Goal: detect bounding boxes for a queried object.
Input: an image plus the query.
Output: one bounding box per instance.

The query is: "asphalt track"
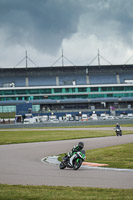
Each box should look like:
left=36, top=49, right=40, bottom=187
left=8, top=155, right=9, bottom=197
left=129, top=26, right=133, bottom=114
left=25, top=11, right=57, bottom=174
left=0, top=132, right=133, bottom=189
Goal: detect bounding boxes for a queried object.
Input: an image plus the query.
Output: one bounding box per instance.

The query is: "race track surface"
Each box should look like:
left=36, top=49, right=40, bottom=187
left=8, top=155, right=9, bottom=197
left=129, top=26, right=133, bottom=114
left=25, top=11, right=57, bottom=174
left=0, top=134, right=133, bottom=189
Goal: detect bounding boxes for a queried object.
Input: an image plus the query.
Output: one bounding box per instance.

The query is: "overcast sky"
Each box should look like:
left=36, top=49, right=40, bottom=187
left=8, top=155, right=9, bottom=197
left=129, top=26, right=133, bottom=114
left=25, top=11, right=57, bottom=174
left=0, top=0, right=133, bottom=67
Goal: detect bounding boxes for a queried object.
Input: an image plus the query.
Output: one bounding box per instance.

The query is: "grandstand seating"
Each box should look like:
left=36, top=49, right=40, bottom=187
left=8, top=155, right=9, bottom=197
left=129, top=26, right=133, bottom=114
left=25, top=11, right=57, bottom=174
left=1, top=65, right=133, bottom=115
left=119, top=72, right=133, bottom=83
left=29, top=76, right=56, bottom=86
left=89, top=73, right=117, bottom=84
left=59, top=74, right=86, bottom=85
left=0, top=67, right=133, bottom=87
left=0, top=75, right=56, bottom=87
left=0, top=76, right=25, bottom=87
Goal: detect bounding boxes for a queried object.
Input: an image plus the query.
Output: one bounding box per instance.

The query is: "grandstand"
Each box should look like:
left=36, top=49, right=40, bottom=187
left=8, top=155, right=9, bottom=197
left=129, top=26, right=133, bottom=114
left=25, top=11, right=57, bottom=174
left=0, top=63, right=133, bottom=118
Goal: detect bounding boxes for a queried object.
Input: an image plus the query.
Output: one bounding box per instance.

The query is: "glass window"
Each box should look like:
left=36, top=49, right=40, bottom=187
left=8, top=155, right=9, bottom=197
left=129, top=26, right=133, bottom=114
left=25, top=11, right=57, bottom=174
left=50, top=96, right=61, bottom=100
left=113, top=87, right=124, bottom=91
left=3, top=90, right=15, bottom=95
left=54, top=88, right=62, bottom=93
left=90, top=87, right=98, bottom=92
left=125, top=86, right=133, bottom=91
left=89, top=94, right=105, bottom=98
left=16, top=90, right=27, bottom=94
left=107, top=94, right=113, bottom=97
left=78, top=88, right=87, bottom=92
left=65, top=88, right=76, bottom=93
left=32, top=105, right=40, bottom=112
left=0, top=105, right=16, bottom=112
left=29, top=89, right=39, bottom=94
left=33, top=96, right=44, bottom=100
left=72, top=88, right=76, bottom=92
left=65, top=88, right=70, bottom=93
left=101, top=87, right=112, bottom=92
left=39, top=89, right=51, bottom=94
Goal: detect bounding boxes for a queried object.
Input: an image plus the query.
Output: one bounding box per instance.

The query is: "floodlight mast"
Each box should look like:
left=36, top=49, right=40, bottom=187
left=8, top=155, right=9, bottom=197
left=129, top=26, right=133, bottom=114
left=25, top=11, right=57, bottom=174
left=14, top=50, right=39, bottom=68
left=62, top=49, right=64, bottom=67
left=98, top=49, right=100, bottom=66
left=26, top=50, right=28, bottom=69
left=88, top=50, right=112, bottom=66
left=51, top=49, right=76, bottom=67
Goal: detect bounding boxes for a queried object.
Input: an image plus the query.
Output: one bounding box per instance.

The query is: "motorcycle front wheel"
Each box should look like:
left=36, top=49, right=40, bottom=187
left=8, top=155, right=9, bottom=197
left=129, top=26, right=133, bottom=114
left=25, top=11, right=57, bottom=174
left=59, top=161, right=66, bottom=169
left=73, top=159, right=82, bottom=170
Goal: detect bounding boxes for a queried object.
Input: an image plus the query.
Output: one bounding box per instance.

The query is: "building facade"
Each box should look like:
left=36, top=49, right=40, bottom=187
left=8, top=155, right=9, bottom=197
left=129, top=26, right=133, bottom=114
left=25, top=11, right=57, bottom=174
left=0, top=64, right=133, bottom=115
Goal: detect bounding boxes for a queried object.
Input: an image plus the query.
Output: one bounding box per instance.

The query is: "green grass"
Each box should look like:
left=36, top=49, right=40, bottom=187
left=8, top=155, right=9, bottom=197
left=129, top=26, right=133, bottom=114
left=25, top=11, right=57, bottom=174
left=58, top=143, right=133, bottom=169
left=0, top=129, right=132, bottom=145
left=0, top=128, right=133, bottom=199
left=0, top=184, right=133, bottom=200
left=85, top=143, right=133, bottom=169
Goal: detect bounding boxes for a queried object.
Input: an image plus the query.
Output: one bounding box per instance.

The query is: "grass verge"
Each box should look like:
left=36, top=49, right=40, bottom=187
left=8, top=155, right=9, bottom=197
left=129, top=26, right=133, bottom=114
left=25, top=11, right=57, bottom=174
left=58, top=143, right=133, bottom=169
left=0, top=130, right=132, bottom=145
left=0, top=184, right=133, bottom=200
left=0, top=128, right=133, bottom=198
left=85, top=143, right=133, bottom=169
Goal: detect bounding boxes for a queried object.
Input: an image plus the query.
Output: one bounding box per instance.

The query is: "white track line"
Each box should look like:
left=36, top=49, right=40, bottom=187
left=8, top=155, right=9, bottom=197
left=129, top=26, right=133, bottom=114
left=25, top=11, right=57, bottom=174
left=41, top=156, right=133, bottom=172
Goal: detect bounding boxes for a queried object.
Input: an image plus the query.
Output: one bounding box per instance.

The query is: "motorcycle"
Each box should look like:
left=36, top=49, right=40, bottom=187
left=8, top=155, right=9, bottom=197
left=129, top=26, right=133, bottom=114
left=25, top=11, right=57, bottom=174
left=59, top=150, right=86, bottom=170
left=115, top=128, right=122, bottom=136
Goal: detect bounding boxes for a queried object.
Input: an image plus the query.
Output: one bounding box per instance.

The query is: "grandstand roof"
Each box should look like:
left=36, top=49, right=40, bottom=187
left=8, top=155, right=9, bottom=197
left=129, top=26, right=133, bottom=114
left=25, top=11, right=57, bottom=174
left=0, top=64, right=133, bottom=75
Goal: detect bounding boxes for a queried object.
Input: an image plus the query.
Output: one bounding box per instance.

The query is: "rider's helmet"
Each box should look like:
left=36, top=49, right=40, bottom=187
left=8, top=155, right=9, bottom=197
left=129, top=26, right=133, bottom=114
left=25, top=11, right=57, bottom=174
left=78, top=142, right=84, bottom=150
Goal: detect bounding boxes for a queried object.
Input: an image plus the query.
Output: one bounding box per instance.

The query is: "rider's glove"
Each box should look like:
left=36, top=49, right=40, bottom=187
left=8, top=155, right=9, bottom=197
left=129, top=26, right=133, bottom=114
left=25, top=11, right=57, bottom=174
left=67, top=152, right=71, bottom=157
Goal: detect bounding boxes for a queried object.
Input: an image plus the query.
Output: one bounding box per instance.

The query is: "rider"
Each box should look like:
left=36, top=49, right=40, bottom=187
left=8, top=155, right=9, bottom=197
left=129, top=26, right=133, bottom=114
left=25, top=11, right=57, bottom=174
left=115, top=123, right=121, bottom=130
left=115, top=123, right=122, bottom=134
left=67, top=142, right=84, bottom=158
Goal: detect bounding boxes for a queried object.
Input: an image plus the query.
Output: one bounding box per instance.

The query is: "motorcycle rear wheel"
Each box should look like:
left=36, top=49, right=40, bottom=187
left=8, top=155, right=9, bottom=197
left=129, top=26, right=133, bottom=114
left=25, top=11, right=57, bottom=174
left=59, top=162, right=66, bottom=169
left=73, top=159, right=82, bottom=170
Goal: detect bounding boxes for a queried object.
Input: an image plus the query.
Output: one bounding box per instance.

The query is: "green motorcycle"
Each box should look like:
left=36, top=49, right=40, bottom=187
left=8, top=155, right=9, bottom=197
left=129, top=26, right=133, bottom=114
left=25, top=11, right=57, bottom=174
left=59, top=150, right=86, bottom=170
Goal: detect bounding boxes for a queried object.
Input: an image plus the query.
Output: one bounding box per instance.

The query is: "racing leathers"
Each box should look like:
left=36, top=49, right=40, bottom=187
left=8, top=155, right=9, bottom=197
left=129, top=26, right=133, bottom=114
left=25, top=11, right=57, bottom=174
left=67, top=142, right=84, bottom=158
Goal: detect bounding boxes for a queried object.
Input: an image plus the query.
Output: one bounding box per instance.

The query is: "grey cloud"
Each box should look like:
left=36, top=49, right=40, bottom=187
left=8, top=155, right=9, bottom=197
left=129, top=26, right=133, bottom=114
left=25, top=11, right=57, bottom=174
left=1, top=0, right=133, bottom=57
left=0, top=0, right=84, bottom=54
left=82, top=0, right=133, bottom=45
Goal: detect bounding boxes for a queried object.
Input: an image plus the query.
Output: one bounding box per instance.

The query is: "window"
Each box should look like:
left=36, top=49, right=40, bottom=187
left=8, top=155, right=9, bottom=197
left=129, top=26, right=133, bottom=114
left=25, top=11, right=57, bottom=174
left=90, top=87, right=98, bottom=92
left=33, top=96, right=44, bottom=100
left=54, top=88, right=62, bottom=93
left=0, top=105, right=16, bottom=112
left=65, top=88, right=70, bottom=93
left=107, top=94, right=113, bottom=97
left=113, top=87, right=124, bottom=91
left=16, top=90, right=27, bottom=94
left=72, top=88, right=76, bottom=92
left=125, top=86, right=133, bottom=91
left=78, top=88, right=87, bottom=92
left=40, top=89, right=51, bottom=94
left=29, top=89, right=39, bottom=94
left=101, top=87, right=112, bottom=92
left=3, top=90, right=15, bottom=95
